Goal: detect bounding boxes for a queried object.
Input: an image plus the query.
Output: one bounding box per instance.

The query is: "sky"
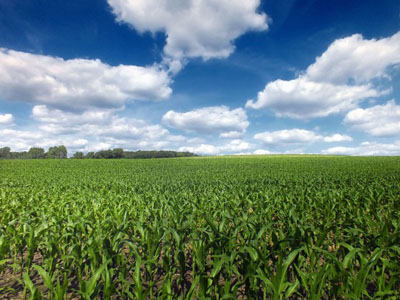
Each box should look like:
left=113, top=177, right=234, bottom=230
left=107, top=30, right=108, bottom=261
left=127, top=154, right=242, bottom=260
left=0, top=0, right=400, bottom=156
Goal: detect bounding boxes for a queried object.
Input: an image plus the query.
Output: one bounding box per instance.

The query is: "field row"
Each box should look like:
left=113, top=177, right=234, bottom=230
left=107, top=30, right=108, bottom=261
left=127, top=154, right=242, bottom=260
left=0, top=156, right=399, bottom=299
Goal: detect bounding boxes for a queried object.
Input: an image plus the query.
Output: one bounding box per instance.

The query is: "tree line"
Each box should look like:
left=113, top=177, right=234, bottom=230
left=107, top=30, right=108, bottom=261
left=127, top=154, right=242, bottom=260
left=0, top=146, right=67, bottom=159
left=73, top=149, right=196, bottom=159
left=0, top=146, right=196, bottom=159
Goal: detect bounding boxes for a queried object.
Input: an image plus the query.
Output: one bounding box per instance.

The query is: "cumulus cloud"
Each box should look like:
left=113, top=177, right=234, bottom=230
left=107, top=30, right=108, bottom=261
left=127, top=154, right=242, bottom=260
left=96, top=118, right=169, bottom=141
left=322, top=141, right=400, bottom=156
left=254, top=128, right=352, bottom=146
left=254, top=129, right=320, bottom=146
left=32, top=105, right=109, bottom=124
left=0, top=129, right=43, bottom=151
left=344, top=100, right=400, bottom=137
left=323, top=134, right=353, bottom=143
left=162, top=106, right=249, bottom=136
left=221, top=139, right=252, bottom=152
left=179, top=139, right=252, bottom=155
left=0, top=104, right=192, bottom=153
left=179, top=144, right=220, bottom=155
left=306, top=32, right=400, bottom=84
left=253, top=149, right=272, bottom=155
left=107, top=0, right=268, bottom=61
left=246, top=32, right=400, bottom=119
left=0, top=113, right=14, bottom=125
left=0, top=48, right=172, bottom=111
left=72, top=139, right=89, bottom=147
left=219, top=131, right=245, bottom=139
left=3, top=104, right=254, bottom=156
left=0, top=128, right=87, bottom=152
left=246, top=77, right=379, bottom=119
left=32, top=104, right=171, bottom=142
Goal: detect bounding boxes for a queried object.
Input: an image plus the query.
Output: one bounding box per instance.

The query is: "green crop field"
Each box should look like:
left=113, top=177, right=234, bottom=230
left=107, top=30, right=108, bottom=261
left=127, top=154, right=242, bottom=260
left=0, top=156, right=399, bottom=299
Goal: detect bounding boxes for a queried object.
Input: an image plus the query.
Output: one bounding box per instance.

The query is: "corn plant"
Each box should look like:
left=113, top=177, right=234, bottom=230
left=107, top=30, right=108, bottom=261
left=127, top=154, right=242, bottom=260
left=0, top=156, right=399, bottom=299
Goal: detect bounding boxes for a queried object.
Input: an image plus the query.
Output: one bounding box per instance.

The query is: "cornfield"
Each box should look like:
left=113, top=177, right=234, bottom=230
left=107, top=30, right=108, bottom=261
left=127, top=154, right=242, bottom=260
left=0, top=156, right=399, bottom=299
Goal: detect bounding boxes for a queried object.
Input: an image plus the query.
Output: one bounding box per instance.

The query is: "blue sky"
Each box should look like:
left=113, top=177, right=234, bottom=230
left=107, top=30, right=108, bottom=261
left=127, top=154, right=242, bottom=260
left=0, top=0, right=400, bottom=155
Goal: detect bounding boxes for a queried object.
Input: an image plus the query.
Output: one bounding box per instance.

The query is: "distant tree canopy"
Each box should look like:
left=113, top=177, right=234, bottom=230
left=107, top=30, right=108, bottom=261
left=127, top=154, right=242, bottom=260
left=85, top=152, right=95, bottom=159
left=0, top=146, right=196, bottom=159
left=0, top=147, right=11, bottom=159
left=93, top=148, right=124, bottom=159
left=0, top=146, right=67, bottom=159
left=46, top=146, right=68, bottom=159
left=86, top=149, right=196, bottom=159
left=28, top=147, right=45, bottom=159
left=123, top=150, right=196, bottom=159
left=73, top=151, right=84, bottom=159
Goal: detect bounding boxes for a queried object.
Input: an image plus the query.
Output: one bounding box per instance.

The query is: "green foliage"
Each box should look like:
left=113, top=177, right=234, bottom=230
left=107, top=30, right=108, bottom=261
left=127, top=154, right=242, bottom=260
left=123, top=150, right=196, bottom=159
left=0, top=145, right=196, bottom=160
left=85, top=151, right=95, bottom=159
left=28, top=147, right=45, bottom=159
left=0, top=156, right=399, bottom=299
left=86, top=149, right=196, bottom=159
left=46, top=145, right=67, bottom=159
left=0, top=146, right=11, bottom=159
left=73, top=151, right=84, bottom=159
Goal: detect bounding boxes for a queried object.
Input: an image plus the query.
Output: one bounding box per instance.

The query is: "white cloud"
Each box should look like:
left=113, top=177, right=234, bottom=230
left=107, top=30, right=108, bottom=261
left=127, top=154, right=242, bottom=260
left=0, top=113, right=14, bottom=125
left=221, top=139, right=252, bottom=152
left=32, top=104, right=171, bottom=142
left=107, top=0, right=268, bottom=61
left=0, top=128, right=43, bottom=151
left=162, top=106, right=249, bottom=136
left=179, top=144, right=220, bottom=155
left=0, top=128, right=89, bottom=152
left=4, top=105, right=255, bottom=155
left=246, top=32, right=400, bottom=119
left=0, top=48, right=172, bottom=111
left=219, top=131, right=245, bottom=139
left=179, top=139, right=252, bottom=155
left=32, top=105, right=113, bottom=124
left=323, top=134, right=353, bottom=143
left=254, top=129, right=320, bottom=146
left=90, top=142, right=113, bottom=152
left=96, top=118, right=169, bottom=141
left=322, top=141, right=400, bottom=156
left=306, top=32, right=400, bottom=85
left=254, top=128, right=352, bottom=146
left=283, top=148, right=307, bottom=154
left=253, top=149, right=272, bottom=155
left=344, top=100, right=400, bottom=137
left=246, top=77, right=379, bottom=119
left=0, top=104, right=192, bottom=153
left=72, top=139, right=88, bottom=147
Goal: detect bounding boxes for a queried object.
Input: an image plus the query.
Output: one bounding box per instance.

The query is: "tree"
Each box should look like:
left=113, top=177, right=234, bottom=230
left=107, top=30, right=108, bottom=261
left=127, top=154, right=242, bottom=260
left=46, top=145, right=68, bottom=159
left=85, top=152, right=95, bottom=159
left=94, top=150, right=110, bottom=159
left=0, top=147, right=11, bottom=159
left=73, top=151, right=84, bottom=159
left=57, top=145, right=68, bottom=159
left=112, top=148, right=124, bottom=158
left=28, top=147, right=45, bottom=159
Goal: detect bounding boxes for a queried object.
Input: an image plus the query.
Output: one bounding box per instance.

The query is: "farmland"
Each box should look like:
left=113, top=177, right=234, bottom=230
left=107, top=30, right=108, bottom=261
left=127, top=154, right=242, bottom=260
left=0, top=156, right=399, bottom=299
